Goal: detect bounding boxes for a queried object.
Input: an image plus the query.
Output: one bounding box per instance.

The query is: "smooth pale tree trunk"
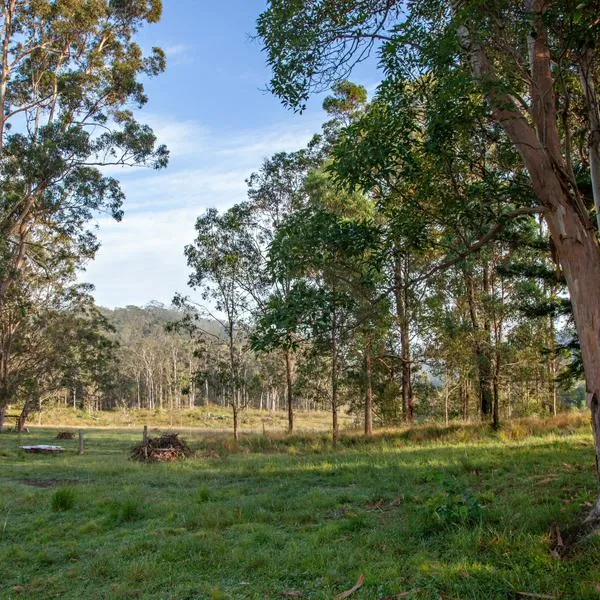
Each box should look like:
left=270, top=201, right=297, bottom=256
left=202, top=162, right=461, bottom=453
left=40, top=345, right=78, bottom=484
left=457, top=1, right=600, bottom=508
left=284, top=350, right=294, bottom=434
left=364, top=338, right=373, bottom=436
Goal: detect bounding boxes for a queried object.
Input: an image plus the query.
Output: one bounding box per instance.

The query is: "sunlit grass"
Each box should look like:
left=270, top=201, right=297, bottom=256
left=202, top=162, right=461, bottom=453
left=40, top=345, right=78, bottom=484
left=0, top=415, right=599, bottom=598
left=30, top=405, right=354, bottom=433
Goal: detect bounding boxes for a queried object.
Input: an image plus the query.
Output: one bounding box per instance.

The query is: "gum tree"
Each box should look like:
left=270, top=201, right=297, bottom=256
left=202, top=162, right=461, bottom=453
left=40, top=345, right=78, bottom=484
left=0, top=0, right=168, bottom=419
left=258, top=1, right=600, bottom=510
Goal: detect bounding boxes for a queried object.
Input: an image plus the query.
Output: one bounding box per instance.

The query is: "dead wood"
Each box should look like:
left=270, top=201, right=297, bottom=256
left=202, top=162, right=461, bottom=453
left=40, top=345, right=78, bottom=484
left=131, top=433, right=193, bottom=462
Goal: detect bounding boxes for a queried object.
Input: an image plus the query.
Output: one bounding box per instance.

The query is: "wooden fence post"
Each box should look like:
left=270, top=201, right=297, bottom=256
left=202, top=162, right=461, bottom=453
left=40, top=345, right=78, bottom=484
left=143, top=425, right=148, bottom=444
left=78, top=430, right=84, bottom=454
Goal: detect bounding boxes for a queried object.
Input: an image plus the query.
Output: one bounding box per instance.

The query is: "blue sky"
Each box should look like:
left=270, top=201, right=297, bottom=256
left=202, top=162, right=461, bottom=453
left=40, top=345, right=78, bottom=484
left=83, top=1, right=379, bottom=308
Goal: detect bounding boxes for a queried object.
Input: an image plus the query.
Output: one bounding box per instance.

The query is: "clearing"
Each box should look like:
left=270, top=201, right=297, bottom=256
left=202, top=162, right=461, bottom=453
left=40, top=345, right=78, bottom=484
left=1, top=417, right=600, bottom=599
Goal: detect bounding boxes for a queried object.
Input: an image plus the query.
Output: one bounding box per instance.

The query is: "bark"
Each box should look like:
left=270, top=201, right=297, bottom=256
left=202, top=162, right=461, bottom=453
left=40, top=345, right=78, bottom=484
left=492, top=368, right=500, bottom=430
left=0, top=404, right=5, bottom=432
left=548, top=311, right=558, bottom=416
left=331, top=308, right=339, bottom=444
left=464, top=268, right=494, bottom=418
left=232, top=402, right=238, bottom=441
left=284, top=349, right=294, bottom=434
left=17, top=405, right=28, bottom=433
left=364, top=338, right=373, bottom=436
left=461, top=378, right=469, bottom=421
left=393, top=251, right=414, bottom=422
left=457, top=1, right=600, bottom=480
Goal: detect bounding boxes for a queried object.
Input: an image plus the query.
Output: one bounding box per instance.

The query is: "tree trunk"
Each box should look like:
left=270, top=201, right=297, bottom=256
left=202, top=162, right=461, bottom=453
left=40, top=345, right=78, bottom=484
left=547, top=311, right=558, bottom=416
left=464, top=268, right=494, bottom=418
left=364, top=338, right=373, bottom=436
left=394, top=251, right=414, bottom=422
left=331, top=309, right=339, bottom=444
left=0, top=404, right=5, bottom=432
left=17, top=404, right=29, bottom=433
left=492, top=369, right=500, bottom=430
left=284, top=349, right=294, bottom=434
left=232, top=402, right=238, bottom=441
left=461, top=377, right=469, bottom=421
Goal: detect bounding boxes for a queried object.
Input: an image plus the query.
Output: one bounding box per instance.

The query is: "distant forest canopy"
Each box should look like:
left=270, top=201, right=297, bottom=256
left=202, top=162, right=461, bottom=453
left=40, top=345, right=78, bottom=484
left=103, top=298, right=585, bottom=421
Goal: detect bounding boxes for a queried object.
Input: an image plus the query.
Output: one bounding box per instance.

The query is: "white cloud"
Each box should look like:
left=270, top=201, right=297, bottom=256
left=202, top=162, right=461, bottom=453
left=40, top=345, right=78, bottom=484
left=164, top=44, right=187, bottom=58
left=82, top=115, right=322, bottom=308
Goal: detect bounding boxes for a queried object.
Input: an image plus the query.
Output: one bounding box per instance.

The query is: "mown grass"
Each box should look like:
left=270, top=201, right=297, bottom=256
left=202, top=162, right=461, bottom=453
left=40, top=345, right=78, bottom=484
left=1, top=415, right=600, bottom=599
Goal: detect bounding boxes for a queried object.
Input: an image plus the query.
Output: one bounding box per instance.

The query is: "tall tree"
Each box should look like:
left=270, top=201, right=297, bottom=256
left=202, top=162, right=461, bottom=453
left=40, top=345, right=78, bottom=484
left=183, top=205, right=262, bottom=440
left=0, top=0, right=167, bottom=414
left=258, top=2, right=600, bottom=497
left=246, top=149, right=318, bottom=433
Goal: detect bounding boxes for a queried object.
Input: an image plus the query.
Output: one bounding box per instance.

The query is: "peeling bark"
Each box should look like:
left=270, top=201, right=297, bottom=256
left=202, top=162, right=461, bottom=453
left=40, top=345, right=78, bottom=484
left=455, top=0, right=600, bottom=478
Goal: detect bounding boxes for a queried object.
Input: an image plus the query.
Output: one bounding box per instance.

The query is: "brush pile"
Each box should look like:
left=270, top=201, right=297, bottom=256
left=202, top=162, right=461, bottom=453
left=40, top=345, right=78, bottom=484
left=56, top=431, right=75, bottom=440
left=131, top=433, right=193, bottom=462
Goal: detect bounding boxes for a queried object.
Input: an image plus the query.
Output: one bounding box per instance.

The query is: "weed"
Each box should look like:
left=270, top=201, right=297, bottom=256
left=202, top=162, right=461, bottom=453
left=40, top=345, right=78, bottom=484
left=108, top=499, right=144, bottom=524
left=50, top=487, right=75, bottom=512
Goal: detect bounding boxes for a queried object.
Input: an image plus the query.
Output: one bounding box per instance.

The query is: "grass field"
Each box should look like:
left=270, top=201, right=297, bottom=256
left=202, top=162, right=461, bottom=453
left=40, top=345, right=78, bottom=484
left=29, top=405, right=354, bottom=433
left=1, top=415, right=600, bottom=599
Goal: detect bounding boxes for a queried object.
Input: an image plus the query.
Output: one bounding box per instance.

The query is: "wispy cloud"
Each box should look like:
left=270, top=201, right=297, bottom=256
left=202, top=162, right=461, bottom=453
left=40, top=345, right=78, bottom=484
left=83, top=115, right=322, bottom=308
left=164, top=44, right=187, bottom=57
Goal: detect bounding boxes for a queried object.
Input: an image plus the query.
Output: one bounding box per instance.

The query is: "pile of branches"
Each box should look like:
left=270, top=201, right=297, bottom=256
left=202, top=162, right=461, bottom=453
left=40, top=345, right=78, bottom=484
left=131, top=433, right=193, bottom=462
left=56, top=431, right=75, bottom=440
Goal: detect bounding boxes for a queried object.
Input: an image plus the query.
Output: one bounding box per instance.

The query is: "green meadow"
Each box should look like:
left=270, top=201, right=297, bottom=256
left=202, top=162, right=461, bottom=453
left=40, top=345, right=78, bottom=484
left=1, top=416, right=600, bottom=600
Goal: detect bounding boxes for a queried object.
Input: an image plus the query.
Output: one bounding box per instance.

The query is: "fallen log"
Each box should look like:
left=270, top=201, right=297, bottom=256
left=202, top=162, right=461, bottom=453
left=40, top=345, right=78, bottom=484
left=21, top=445, right=64, bottom=454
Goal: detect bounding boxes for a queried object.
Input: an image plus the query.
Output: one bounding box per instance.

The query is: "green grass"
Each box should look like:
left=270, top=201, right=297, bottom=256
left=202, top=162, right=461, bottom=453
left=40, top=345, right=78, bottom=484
left=1, top=417, right=600, bottom=599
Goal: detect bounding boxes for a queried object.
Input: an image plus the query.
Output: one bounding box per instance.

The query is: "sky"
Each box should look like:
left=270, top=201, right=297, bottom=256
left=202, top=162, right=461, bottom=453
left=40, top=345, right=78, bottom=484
left=82, top=1, right=379, bottom=309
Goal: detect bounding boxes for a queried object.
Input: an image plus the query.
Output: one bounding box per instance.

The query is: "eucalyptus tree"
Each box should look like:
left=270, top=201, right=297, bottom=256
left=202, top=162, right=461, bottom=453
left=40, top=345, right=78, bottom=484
left=246, top=149, right=319, bottom=433
left=257, top=0, right=600, bottom=491
left=0, top=264, right=116, bottom=431
left=183, top=205, right=263, bottom=440
left=13, top=290, right=117, bottom=431
left=0, top=0, right=167, bottom=304
left=261, top=166, right=387, bottom=437
left=0, top=0, right=167, bottom=416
